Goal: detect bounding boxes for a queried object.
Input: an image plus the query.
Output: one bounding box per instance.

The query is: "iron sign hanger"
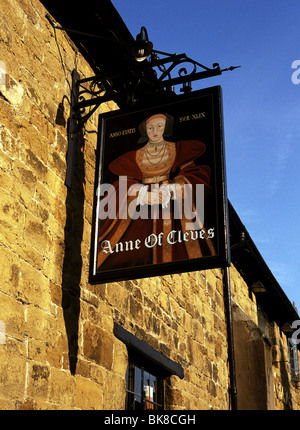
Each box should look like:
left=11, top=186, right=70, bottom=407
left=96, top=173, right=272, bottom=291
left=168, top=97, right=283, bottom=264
left=46, top=15, right=240, bottom=187
left=70, top=51, right=240, bottom=124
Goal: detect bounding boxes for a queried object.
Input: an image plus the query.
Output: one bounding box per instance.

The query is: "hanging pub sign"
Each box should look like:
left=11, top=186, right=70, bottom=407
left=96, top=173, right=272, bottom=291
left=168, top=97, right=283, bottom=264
left=89, top=85, right=230, bottom=283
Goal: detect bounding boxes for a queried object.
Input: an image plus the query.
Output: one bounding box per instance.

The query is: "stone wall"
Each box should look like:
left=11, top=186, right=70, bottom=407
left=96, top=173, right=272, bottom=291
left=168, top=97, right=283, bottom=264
left=0, top=0, right=120, bottom=409
left=229, top=266, right=300, bottom=410
left=0, top=0, right=232, bottom=410
left=0, top=0, right=299, bottom=411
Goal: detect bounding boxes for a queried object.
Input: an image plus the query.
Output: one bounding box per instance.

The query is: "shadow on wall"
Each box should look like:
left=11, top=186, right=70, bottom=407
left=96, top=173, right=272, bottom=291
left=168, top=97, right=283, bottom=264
left=61, top=109, right=85, bottom=375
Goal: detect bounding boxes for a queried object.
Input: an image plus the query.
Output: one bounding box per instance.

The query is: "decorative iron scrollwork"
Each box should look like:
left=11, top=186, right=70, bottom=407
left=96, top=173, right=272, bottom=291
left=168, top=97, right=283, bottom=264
left=46, top=14, right=240, bottom=124
left=47, top=10, right=241, bottom=187
left=149, top=50, right=239, bottom=92
left=73, top=74, right=117, bottom=125
left=46, top=14, right=240, bottom=126
left=71, top=50, right=240, bottom=121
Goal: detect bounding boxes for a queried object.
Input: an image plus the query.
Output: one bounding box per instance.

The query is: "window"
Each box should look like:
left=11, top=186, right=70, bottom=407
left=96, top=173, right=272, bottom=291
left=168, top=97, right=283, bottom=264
left=126, top=359, right=164, bottom=410
left=114, top=323, right=184, bottom=411
left=288, top=338, right=300, bottom=382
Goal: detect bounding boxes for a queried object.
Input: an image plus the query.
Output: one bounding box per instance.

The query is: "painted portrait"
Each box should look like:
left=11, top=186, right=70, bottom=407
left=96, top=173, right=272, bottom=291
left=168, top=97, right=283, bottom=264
left=90, top=86, right=229, bottom=283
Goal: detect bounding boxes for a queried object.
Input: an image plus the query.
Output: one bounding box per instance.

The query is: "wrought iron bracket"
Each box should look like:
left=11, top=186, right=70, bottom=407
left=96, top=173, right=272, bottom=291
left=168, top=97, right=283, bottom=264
left=70, top=50, right=240, bottom=126
left=149, top=50, right=239, bottom=92
left=47, top=13, right=241, bottom=186
left=66, top=53, right=239, bottom=187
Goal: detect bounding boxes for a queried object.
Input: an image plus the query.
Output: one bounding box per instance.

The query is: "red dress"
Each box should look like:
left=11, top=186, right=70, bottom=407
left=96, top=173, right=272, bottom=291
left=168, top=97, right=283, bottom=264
left=97, top=140, right=216, bottom=271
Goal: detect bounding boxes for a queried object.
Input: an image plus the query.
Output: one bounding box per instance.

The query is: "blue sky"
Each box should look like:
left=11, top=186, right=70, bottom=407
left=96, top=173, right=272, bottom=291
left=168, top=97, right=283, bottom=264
left=112, top=0, right=300, bottom=311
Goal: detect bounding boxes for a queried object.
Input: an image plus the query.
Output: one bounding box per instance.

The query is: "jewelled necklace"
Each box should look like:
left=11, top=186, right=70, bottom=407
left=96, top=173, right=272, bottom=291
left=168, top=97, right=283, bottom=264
left=146, top=140, right=165, bottom=155
left=145, top=141, right=167, bottom=165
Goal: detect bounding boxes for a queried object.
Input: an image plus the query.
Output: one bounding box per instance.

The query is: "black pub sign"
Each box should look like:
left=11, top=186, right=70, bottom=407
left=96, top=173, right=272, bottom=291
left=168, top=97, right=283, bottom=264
left=89, top=86, right=230, bottom=283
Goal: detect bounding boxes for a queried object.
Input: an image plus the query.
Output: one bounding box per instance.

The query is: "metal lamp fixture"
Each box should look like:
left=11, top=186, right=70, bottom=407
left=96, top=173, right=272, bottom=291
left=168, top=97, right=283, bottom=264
left=134, top=26, right=153, bottom=62
left=250, top=281, right=267, bottom=293
left=46, top=14, right=152, bottom=63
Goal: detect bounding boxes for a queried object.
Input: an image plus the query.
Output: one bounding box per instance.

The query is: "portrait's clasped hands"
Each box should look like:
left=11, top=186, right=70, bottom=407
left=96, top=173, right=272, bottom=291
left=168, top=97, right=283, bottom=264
left=133, top=183, right=179, bottom=208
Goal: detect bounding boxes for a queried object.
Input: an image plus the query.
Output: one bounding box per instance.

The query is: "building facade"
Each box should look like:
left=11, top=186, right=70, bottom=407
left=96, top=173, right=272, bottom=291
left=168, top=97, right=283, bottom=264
left=0, top=0, right=299, bottom=410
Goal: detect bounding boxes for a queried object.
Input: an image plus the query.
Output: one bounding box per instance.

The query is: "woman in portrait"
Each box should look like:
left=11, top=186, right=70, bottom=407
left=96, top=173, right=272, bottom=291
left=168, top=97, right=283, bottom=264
left=97, top=113, right=216, bottom=271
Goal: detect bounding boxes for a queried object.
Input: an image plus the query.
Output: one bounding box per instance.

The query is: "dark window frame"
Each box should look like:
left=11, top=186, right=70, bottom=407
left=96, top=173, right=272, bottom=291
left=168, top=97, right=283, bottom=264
left=125, top=356, right=164, bottom=410
left=114, top=323, right=184, bottom=410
